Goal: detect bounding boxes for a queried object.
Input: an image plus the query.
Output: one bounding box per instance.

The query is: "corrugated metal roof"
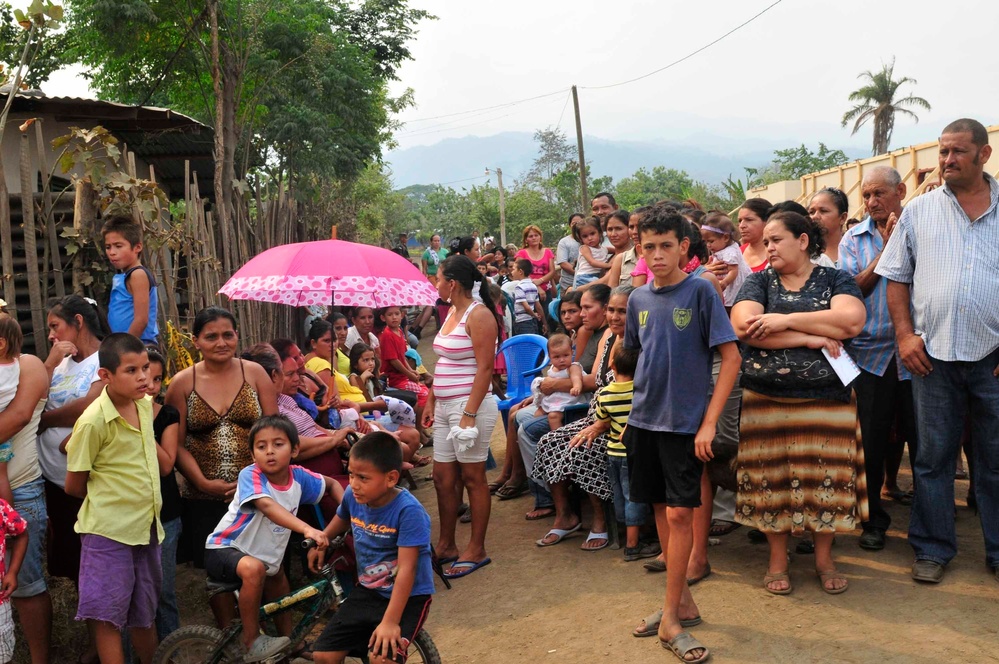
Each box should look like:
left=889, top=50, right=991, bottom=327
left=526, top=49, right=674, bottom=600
left=9, top=91, right=214, bottom=198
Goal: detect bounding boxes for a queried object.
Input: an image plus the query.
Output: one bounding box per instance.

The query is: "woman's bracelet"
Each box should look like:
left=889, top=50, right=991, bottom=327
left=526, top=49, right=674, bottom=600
left=461, top=410, right=476, bottom=418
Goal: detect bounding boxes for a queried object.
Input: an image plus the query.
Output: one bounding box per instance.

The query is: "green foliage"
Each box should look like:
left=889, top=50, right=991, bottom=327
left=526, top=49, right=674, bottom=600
left=0, top=1, right=69, bottom=87
left=613, top=166, right=694, bottom=209
left=750, top=143, right=849, bottom=186
left=842, top=58, right=931, bottom=156
left=63, top=0, right=431, bottom=188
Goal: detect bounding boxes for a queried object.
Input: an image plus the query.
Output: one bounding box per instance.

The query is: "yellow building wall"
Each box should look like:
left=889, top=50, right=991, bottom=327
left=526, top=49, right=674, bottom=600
left=747, top=124, right=999, bottom=219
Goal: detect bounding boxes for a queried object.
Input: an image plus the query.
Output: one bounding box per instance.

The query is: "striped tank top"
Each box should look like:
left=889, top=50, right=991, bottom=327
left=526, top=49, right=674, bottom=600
left=432, top=302, right=492, bottom=401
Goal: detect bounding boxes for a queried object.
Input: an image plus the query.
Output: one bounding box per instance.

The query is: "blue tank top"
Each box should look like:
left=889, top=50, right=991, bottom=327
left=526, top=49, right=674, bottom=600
left=108, top=266, right=159, bottom=343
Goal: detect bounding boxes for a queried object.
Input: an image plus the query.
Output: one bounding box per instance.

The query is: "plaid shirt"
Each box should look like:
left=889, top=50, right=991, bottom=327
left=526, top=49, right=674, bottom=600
left=876, top=174, right=999, bottom=362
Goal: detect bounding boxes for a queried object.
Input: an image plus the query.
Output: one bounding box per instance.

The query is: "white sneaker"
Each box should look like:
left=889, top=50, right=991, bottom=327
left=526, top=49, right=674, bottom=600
left=244, top=634, right=291, bottom=662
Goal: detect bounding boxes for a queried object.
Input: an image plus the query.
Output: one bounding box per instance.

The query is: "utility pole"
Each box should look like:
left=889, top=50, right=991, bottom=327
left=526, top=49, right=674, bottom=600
left=486, top=167, right=507, bottom=247
left=571, top=85, right=588, bottom=212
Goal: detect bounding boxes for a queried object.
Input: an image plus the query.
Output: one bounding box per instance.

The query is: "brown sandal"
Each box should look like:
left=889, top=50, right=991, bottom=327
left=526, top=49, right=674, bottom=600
left=764, top=570, right=793, bottom=595
left=817, top=569, right=849, bottom=594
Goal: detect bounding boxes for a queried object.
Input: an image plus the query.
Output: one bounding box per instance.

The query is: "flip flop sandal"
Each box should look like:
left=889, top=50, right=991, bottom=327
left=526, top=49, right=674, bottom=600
left=536, top=523, right=582, bottom=547
left=764, top=571, right=793, bottom=595
left=709, top=519, right=742, bottom=537
left=443, top=558, right=492, bottom=579
left=632, top=610, right=702, bottom=638
left=581, top=531, right=609, bottom=552
left=687, top=564, right=712, bottom=586
left=817, top=570, right=849, bottom=594
left=660, top=631, right=710, bottom=664
left=525, top=508, right=556, bottom=521
left=411, top=454, right=432, bottom=467
left=496, top=483, right=530, bottom=501
left=487, top=481, right=505, bottom=494
left=643, top=558, right=667, bottom=573
left=459, top=510, right=472, bottom=524
left=456, top=503, right=469, bottom=517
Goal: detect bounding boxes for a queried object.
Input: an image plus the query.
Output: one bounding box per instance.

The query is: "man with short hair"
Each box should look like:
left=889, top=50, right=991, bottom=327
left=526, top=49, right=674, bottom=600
left=877, top=118, right=999, bottom=585
left=839, top=165, right=918, bottom=552
left=591, top=192, right=618, bottom=224
left=391, top=232, right=410, bottom=260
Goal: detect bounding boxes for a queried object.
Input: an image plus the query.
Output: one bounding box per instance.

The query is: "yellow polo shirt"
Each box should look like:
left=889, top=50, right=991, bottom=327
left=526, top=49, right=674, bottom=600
left=66, top=388, right=164, bottom=545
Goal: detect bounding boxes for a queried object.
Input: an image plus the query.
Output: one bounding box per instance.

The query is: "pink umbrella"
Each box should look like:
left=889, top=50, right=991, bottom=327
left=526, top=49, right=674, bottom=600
left=218, top=239, right=439, bottom=308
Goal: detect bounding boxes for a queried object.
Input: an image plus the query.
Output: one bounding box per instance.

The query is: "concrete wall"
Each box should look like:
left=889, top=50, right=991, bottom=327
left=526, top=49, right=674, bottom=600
left=1, top=112, right=169, bottom=197
left=745, top=124, right=999, bottom=219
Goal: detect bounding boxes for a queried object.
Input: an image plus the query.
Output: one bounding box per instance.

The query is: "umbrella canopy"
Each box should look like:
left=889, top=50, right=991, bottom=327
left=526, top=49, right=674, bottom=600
left=218, top=239, right=439, bottom=308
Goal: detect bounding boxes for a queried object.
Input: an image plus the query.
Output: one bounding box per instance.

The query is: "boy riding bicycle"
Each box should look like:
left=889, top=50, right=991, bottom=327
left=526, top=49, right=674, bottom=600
left=204, top=415, right=342, bottom=662
left=308, top=431, right=435, bottom=664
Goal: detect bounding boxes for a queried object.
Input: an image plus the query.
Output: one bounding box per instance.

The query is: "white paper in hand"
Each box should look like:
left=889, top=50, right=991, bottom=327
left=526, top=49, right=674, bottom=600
left=822, top=347, right=861, bottom=386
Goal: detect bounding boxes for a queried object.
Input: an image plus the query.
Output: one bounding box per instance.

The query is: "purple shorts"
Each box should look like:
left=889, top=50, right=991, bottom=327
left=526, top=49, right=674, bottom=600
left=76, top=526, right=162, bottom=630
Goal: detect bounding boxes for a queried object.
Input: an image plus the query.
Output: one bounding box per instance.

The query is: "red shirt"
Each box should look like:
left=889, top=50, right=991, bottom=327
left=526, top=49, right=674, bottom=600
left=378, top=327, right=411, bottom=389
left=740, top=243, right=769, bottom=273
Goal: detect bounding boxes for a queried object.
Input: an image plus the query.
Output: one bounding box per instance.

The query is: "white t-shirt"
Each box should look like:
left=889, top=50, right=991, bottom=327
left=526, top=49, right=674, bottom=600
left=206, top=464, right=325, bottom=574
left=345, top=327, right=379, bottom=351
left=38, top=353, right=100, bottom=488
left=0, top=360, right=46, bottom=489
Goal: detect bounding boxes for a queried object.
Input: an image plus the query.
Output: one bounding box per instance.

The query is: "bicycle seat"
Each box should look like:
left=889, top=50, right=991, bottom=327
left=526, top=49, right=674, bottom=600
left=206, top=577, right=242, bottom=595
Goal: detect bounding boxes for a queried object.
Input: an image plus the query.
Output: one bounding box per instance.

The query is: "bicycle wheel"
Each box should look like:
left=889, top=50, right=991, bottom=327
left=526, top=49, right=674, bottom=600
left=153, top=625, right=242, bottom=664
left=408, top=629, right=442, bottom=664
left=344, top=629, right=442, bottom=664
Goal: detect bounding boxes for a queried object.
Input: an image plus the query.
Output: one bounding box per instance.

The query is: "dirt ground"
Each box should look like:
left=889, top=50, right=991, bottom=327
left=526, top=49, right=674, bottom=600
left=20, top=330, right=999, bottom=663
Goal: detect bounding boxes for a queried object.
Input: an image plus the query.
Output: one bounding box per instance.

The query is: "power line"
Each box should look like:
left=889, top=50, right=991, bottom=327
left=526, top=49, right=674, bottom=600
left=399, top=88, right=570, bottom=125
left=399, top=93, right=567, bottom=135
left=436, top=175, right=489, bottom=187
left=554, top=89, right=572, bottom=132
left=580, top=0, right=785, bottom=91
left=400, top=95, right=567, bottom=138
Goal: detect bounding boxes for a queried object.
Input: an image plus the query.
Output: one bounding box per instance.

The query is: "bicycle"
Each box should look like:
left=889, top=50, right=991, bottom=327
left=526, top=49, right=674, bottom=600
left=153, top=537, right=442, bottom=664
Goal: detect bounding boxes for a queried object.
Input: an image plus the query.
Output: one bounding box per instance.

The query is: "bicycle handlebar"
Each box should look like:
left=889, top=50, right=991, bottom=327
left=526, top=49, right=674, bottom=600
left=302, top=535, right=346, bottom=550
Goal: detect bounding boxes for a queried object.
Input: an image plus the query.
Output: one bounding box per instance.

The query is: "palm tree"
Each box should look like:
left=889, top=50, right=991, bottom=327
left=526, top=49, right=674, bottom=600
left=842, top=59, right=931, bottom=156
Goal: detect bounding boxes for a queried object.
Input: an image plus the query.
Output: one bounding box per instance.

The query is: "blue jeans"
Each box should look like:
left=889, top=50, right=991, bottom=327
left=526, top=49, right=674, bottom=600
left=156, top=517, right=183, bottom=639
left=513, top=319, right=539, bottom=336
left=606, top=454, right=648, bottom=526
left=10, top=477, right=47, bottom=597
left=516, top=408, right=553, bottom=510
left=910, top=349, right=999, bottom=567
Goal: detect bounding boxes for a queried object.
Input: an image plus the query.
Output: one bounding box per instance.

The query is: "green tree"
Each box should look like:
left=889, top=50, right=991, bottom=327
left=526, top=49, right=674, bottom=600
left=842, top=58, right=931, bottom=156
left=0, top=1, right=68, bottom=87
left=753, top=143, right=849, bottom=185
left=613, top=166, right=694, bottom=209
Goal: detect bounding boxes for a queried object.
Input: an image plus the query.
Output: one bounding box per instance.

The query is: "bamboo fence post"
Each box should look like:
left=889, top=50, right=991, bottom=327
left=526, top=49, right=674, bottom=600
left=0, top=172, right=14, bottom=309
left=72, top=180, right=96, bottom=294
left=19, top=130, right=47, bottom=355
left=35, top=120, right=63, bottom=298
left=147, top=164, right=180, bottom=324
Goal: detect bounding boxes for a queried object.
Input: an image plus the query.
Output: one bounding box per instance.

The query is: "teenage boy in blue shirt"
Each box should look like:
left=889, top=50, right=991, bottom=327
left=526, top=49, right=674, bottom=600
left=622, top=205, right=740, bottom=664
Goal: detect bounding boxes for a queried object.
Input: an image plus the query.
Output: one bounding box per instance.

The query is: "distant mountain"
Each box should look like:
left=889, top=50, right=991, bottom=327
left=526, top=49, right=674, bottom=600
left=385, top=132, right=804, bottom=190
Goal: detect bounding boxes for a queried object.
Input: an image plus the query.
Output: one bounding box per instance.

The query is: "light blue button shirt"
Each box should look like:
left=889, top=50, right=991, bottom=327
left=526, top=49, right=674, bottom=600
left=839, top=217, right=910, bottom=379
left=875, top=174, right=999, bottom=362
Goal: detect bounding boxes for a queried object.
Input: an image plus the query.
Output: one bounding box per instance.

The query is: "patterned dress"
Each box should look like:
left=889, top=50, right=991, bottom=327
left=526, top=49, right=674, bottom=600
left=531, top=333, right=615, bottom=501
left=733, top=267, right=869, bottom=535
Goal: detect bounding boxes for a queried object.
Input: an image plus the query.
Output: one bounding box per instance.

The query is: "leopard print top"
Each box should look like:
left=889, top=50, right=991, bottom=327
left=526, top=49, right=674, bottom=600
left=183, top=360, right=261, bottom=501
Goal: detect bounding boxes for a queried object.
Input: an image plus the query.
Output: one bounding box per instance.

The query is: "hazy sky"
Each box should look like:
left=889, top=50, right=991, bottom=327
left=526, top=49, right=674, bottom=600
left=42, top=0, right=999, bottom=156
left=386, top=0, right=999, bottom=153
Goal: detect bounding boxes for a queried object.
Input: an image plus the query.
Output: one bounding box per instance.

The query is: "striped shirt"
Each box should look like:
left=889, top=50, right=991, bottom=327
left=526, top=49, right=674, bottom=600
left=205, top=464, right=324, bottom=574
left=432, top=302, right=492, bottom=401
left=876, top=174, right=999, bottom=362
left=594, top=380, right=634, bottom=458
left=513, top=279, right=539, bottom=323
left=838, top=217, right=910, bottom=380
left=277, top=393, right=326, bottom=438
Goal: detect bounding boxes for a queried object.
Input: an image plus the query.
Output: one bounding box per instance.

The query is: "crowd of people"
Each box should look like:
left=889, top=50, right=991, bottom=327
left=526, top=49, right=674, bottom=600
left=0, top=117, right=995, bottom=664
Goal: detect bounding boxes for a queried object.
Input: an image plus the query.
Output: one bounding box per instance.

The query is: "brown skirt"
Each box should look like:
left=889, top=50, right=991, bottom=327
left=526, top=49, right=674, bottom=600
left=734, top=389, right=869, bottom=536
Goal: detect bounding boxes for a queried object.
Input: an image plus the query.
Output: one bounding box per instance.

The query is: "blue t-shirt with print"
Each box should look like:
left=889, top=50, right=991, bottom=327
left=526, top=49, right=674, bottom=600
left=624, top=275, right=737, bottom=434
left=337, top=486, right=435, bottom=599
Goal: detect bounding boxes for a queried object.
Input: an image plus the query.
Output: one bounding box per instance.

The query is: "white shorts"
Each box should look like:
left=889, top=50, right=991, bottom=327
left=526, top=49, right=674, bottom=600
left=432, top=397, right=499, bottom=464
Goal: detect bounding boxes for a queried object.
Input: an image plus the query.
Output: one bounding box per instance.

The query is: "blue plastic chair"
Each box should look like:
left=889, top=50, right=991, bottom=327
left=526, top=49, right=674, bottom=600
left=495, top=334, right=549, bottom=428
